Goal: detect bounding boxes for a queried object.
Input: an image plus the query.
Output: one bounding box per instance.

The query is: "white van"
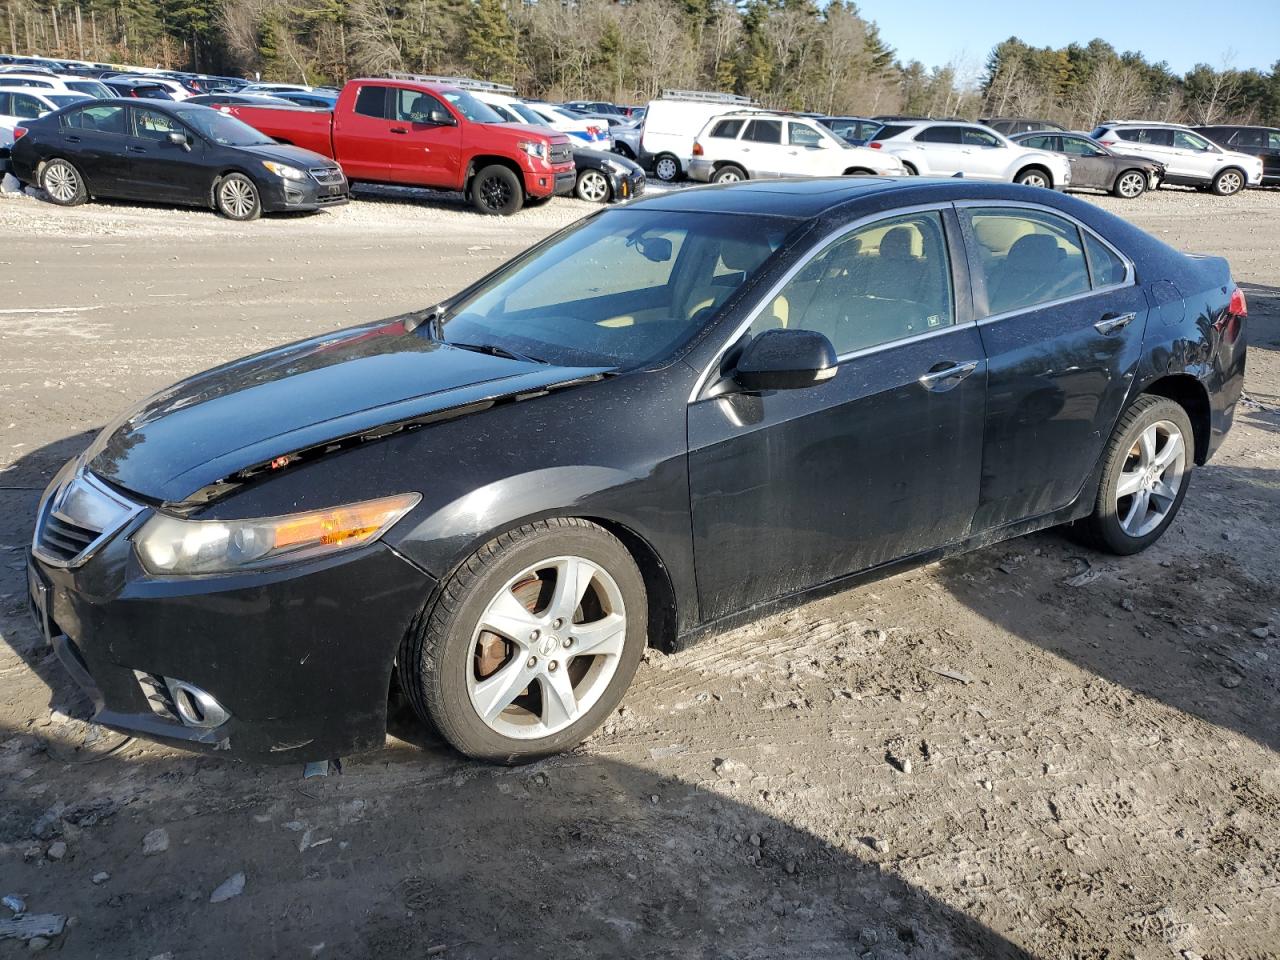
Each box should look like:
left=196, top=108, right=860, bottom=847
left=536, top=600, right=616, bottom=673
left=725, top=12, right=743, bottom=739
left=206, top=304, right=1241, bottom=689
left=639, top=90, right=758, bottom=182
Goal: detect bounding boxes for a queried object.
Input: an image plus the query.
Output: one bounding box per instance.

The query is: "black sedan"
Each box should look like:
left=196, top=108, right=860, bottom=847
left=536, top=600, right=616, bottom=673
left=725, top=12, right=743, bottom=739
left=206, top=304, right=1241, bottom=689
left=10, top=99, right=348, bottom=219
left=1012, top=131, right=1165, bottom=198
left=572, top=146, right=645, bottom=202
left=28, top=178, right=1246, bottom=764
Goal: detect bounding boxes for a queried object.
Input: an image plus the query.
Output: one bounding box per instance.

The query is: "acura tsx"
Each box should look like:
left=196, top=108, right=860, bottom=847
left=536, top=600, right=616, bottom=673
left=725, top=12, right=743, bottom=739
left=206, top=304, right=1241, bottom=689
left=28, top=178, right=1247, bottom=763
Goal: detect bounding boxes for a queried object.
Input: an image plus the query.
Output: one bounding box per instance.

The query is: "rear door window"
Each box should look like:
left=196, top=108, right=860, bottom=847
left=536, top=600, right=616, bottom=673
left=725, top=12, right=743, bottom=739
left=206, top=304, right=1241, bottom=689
left=1228, top=128, right=1263, bottom=148
left=63, top=104, right=128, bottom=134
left=1020, top=134, right=1056, bottom=150
left=11, top=93, right=47, bottom=119
left=914, top=125, right=962, bottom=144
left=353, top=85, right=389, bottom=120
left=964, top=208, right=1092, bottom=316
left=1136, top=128, right=1174, bottom=146
left=742, top=119, right=782, bottom=144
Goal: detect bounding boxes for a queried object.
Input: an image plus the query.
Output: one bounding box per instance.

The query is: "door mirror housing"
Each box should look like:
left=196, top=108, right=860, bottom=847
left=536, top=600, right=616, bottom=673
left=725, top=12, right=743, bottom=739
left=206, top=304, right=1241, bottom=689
left=733, top=329, right=838, bottom=392
left=167, top=131, right=191, bottom=151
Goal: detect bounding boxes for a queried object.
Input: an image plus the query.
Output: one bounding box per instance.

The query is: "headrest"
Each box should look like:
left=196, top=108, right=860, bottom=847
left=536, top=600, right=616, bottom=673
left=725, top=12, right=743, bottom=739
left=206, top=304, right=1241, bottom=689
left=719, top=239, right=763, bottom=271
left=1006, top=233, right=1063, bottom=269
left=879, top=226, right=914, bottom=259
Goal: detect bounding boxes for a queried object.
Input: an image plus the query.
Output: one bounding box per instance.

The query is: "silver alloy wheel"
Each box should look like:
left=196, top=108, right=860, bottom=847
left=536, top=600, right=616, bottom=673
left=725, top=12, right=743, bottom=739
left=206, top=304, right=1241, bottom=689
left=1019, top=171, right=1049, bottom=188
left=714, top=168, right=742, bottom=183
left=43, top=161, right=79, bottom=203
left=219, top=177, right=256, bottom=218
left=1116, top=419, right=1186, bottom=538
left=1117, top=171, right=1146, bottom=198
left=578, top=169, right=610, bottom=202
left=466, top=555, right=626, bottom=740
left=1216, top=170, right=1243, bottom=195
left=655, top=157, right=677, bottom=181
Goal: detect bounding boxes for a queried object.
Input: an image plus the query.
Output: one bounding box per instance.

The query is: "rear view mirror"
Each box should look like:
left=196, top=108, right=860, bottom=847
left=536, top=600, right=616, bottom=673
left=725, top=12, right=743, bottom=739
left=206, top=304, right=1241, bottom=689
left=167, top=131, right=191, bottom=151
left=734, top=328, right=838, bottom=392
left=633, top=236, right=672, bottom=263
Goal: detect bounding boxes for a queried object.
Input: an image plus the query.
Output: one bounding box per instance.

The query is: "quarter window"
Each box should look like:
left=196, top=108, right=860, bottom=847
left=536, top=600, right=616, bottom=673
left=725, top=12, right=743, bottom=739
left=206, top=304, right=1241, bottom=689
left=966, top=208, right=1092, bottom=316
left=752, top=211, right=955, bottom=355
left=353, top=85, right=388, bottom=119
left=1083, top=232, right=1127, bottom=288
left=742, top=119, right=782, bottom=144
left=708, top=118, right=744, bottom=139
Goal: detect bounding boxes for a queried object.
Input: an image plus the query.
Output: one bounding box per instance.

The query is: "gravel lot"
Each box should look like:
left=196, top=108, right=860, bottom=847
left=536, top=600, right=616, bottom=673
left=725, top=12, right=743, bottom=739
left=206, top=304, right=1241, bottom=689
left=0, top=184, right=1277, bottom=959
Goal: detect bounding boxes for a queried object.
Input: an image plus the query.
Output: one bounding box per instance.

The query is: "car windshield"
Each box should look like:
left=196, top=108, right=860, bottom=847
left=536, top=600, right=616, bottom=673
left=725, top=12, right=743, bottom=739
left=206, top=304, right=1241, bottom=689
left=510, top=102, right=546, bottom=125
left=437, top=209, right=797, bottom=368
left=441, top=90, right=503, bottom=123
left=48, top=93, right=87, bottom=107
left=174, top=106, right=274, bottom=145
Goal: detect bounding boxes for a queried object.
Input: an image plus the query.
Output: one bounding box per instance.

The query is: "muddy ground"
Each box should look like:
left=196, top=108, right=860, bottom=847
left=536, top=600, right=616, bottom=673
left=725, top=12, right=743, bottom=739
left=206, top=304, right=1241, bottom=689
left=0, top=184, right=1277, bottom=959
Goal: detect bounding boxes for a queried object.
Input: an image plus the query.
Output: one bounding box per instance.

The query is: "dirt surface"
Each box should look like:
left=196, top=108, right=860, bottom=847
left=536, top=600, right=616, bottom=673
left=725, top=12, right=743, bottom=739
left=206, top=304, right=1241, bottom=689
left=0, top=185, right=1277, bottom=959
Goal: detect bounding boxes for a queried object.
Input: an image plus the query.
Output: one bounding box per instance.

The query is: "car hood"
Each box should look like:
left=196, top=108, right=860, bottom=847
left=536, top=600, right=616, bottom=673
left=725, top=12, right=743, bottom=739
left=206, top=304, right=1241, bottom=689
left=235, top=141, right=337, bottom=169
left=86, top=320, right=611, bottom=504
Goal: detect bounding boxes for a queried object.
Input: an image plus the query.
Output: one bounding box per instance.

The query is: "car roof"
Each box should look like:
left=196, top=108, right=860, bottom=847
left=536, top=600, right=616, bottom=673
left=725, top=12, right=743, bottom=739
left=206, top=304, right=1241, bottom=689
left=625, top=177, right=1079, bottom=220
left=1098, top=120, right=1192, bottom=129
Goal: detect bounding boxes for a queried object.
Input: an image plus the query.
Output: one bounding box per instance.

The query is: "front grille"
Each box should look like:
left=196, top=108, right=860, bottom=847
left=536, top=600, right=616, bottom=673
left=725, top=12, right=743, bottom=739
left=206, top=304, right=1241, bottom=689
left=549, top=143, right=572, bottom=165
left=309, top=166, right=344, bottom=186
left=37, top=513, right=99, bottom=563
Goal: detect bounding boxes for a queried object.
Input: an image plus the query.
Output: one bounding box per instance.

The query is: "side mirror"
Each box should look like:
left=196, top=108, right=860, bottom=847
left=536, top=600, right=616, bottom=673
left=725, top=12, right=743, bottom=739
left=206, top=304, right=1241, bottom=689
left=734, top=328, right=838, bottom=392
left=429, top=111, right=457, bottom=126
left=167, top=131, right=191, bottom=151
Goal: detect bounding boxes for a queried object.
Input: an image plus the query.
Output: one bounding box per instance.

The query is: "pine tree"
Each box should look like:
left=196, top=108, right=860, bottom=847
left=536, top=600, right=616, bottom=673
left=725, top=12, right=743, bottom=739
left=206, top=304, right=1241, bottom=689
left=465, top=0, right=519, bottom=84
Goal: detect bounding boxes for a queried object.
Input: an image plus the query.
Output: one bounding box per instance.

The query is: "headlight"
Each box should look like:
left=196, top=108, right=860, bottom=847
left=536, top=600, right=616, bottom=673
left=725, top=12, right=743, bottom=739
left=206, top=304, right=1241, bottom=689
left=261, top=160, right=306, bottom=181
left=134, top=493, right=420, bottom=576
left=518, top=140, right=548, bottom=160
left=606, top=158, right=631, bottom=175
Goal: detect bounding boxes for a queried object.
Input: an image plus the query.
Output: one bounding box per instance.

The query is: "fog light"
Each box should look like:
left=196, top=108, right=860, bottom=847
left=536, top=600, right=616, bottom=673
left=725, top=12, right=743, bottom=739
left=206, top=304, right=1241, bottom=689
left=135, top=671, right=230, bottom=728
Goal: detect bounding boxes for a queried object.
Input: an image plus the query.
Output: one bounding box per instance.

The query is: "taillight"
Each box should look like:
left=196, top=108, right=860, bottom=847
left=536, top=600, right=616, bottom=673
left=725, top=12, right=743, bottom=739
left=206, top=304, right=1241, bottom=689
left=868, top=141, right=882, bottom=149
left=12, top=126, right=27, bottom=141
left=692, top=141, right=703, bottom=156
left=1229, top=287, right=1247, bottom=316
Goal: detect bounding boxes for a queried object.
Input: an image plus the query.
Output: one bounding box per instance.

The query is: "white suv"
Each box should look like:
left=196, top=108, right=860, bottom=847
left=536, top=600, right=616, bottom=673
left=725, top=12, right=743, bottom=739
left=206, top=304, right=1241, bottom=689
left=688, top=112, right=904, bottom=183
left=1090, top=121, right=1263, bottom=195
left=868, top=120, right=1071, bottom=188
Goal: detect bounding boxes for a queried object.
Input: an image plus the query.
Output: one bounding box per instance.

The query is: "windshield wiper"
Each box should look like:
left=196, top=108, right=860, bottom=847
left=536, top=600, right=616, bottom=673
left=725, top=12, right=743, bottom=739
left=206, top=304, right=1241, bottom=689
left=448, top=341, right=548, bottom=365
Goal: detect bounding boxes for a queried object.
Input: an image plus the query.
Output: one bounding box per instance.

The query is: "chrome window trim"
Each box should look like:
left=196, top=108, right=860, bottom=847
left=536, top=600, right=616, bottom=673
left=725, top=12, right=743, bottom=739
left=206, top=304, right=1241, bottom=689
left=952, top=199, right=1136, bottom=326
left=32, top=466, right=145, bottom=569
left=687, top=202, right=962, bottom=404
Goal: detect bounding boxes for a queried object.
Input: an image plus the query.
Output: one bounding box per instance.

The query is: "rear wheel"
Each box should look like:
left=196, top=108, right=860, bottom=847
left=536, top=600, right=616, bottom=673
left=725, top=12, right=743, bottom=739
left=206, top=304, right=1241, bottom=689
left=712, top=163, right=746, bottom=184
left=1112, top=169, right=1147, bottom=199
left=1211, top=167, right=1245, bottom=196
left=400, top=519, right=647, bottom=762
left=1015, top=167, right=1052, bottom=188
left=1077, top=395, right=1193, bottom=555
left=40, top=158, right=87, bottom=206
left=575, top=168, right=611, bottom=203
left=214, top=173, right=261, bottom=220
left=471, top=164, right=524, bottom=215
left=653, top=153, right=680, bottom=182
left=901, top=161, right=919, bottom=176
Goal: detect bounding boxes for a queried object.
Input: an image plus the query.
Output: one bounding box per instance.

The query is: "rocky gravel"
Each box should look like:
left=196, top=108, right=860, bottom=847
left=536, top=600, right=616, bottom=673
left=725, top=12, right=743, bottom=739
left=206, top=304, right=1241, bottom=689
left=0, top=185, right=1277, bottom=958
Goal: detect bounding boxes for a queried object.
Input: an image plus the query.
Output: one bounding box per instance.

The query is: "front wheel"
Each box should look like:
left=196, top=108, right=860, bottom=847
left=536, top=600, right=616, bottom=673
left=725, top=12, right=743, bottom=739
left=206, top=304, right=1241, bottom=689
left=1077, top=396, right=1193, bottom=555
left=1112, top=169, right=1147, bottom=199
left=653, top=153, right=680, bottom=182
left=214, top=173, right=261, bottom=220
left=1211, top=167, right=1245, bottom=196
left=399, top=518, right=647, bottom=762
left=40, top=158, right=88, bottom=206
left=1015, top=167, right=1052, bottom=188
left=575, top=168, right=611, bottom=203
left=471, top=164, right=524, bottom=215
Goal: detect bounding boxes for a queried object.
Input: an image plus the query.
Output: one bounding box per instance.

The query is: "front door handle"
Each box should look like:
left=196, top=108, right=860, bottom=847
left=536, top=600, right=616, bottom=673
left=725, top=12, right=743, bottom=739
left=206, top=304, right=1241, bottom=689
left=127, top=145, right=146, bottom=153
left=1094, top=311, right=1136, bottom=334
left=64, top=134, right=81, bottom=143
left=919, top=360, right=980, bottom=392
left=389, top=126, right=408, bottom=135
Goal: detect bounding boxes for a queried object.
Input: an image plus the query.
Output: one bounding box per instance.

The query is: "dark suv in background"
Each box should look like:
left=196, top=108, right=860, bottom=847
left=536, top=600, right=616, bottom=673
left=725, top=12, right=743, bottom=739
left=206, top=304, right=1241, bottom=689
left=1193, top=125, right=1280, bottom=185
left=981, top=117, right=1065, bottom=136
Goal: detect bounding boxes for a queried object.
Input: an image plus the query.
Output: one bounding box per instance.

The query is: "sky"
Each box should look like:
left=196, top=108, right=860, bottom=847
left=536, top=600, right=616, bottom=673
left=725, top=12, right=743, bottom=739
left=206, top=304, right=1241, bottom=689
left=860, top=0, right=1280, bottom=80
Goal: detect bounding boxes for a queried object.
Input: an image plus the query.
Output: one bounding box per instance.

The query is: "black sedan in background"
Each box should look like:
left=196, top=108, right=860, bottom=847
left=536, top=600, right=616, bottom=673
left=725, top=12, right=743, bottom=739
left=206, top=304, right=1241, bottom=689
left=28, top=179, right=1246, bottom=765
left=1012, top=130, right=1164, bottom=198
left=10, top=99, right=347, bottom=219
left=572, top=146, right=645, bottom=202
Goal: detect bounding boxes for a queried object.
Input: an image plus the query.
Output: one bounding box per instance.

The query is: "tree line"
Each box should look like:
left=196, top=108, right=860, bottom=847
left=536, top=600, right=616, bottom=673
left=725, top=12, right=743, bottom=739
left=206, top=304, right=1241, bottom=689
left=4, top=0, right=1279, bottom=126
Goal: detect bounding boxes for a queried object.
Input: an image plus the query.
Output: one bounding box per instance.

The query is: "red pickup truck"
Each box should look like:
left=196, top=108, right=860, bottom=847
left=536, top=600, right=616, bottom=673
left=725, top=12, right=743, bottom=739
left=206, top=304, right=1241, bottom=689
left=225, top=77, right=576, bottom=215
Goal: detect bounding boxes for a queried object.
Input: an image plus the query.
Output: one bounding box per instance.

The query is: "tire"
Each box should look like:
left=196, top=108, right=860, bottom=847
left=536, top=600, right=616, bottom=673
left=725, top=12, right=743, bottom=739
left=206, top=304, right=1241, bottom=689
left=653, top=153, right=680, bottom=182
left=614, top=143, right=635, bottom=160
left=214, top=173, right=261, bottom=221
left=711, top=163, right=746, bottom=184
left=901, top=161, right=918, bottom=176
left=1211, top=167, right=1245, bottom=196
left=1077, top=395, right=1194, bottom=555
left=1112, top=169, right=1147, bottom=199
left=470, top=164, right=524, bottom=215
left=842, top=168, right=877, bottom=176
left=1015, top=167, right=1052, bottom=188
left=39, top=158, right=87, bottom=206
left=575, top=168, right=611, bottom=203
left=399, top=518, right=648, bottom=762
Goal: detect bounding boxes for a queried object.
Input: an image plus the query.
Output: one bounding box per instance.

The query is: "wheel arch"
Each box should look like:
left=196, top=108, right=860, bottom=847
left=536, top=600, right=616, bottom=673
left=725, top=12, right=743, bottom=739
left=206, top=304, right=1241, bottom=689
left=1014, top=163, right=1053, bottom=187
left=464, top=154, right=525, bottom=195
left=1140, top=374, right=1211, bottom=464
left=582, top=515, right=679, bottom=653
left=842, top=167, right=877, bottom=176
left=209, top=167, right=261, bottom=206
left=1112, top=166, right=1148, bottom=188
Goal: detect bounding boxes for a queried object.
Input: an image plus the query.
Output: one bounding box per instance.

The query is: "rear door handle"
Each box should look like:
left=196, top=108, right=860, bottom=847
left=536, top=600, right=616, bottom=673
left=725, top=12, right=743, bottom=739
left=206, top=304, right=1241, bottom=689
left=1094, top=311, right=1136, bottom=334
left=64, top=135, right=81, bottom=143
left=919, top=360, right=980, bottom=392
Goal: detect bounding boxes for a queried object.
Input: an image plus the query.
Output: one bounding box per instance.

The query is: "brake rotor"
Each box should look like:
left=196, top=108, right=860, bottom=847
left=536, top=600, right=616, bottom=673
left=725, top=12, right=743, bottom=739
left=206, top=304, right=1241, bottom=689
left=473, top=576, right=543, bottom=679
